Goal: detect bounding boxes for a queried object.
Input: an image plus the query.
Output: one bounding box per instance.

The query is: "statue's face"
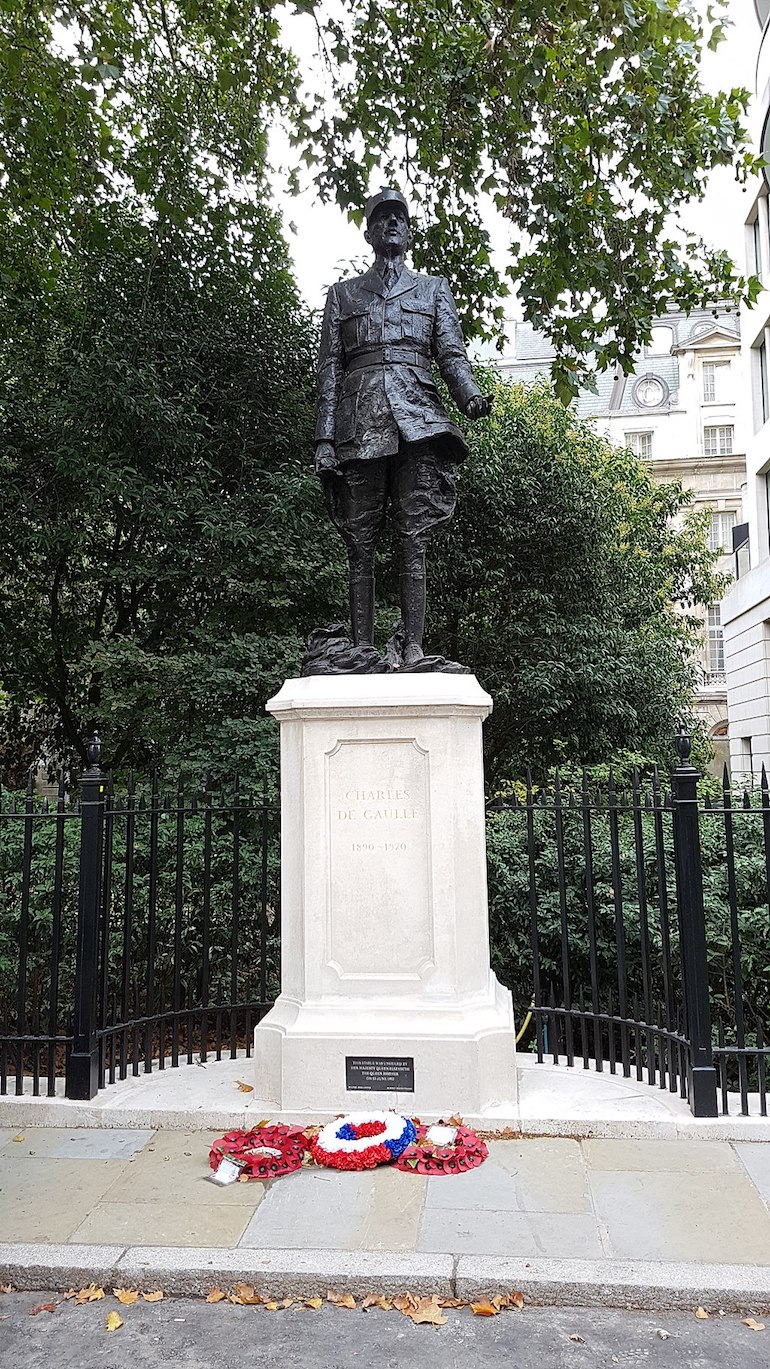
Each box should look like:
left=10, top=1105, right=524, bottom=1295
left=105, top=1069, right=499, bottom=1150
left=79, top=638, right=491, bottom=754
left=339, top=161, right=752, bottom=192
left=366, top=204, right=411, bottom=254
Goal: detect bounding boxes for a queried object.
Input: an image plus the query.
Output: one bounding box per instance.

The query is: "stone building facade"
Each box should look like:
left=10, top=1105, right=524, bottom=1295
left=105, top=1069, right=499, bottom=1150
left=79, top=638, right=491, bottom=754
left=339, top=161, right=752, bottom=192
left=495, top=308, right=745, bottom=774
left=719, top=0, right=770, bottom=782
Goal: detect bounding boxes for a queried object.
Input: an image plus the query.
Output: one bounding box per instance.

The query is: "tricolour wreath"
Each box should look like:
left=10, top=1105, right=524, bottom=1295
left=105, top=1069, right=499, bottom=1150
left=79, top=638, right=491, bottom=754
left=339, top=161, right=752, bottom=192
left=395, top=1122, right=488, bottom=1175
left=310, top=1112, right=417, bottom=1171
left=209, top=1124, right=308, bottom=1180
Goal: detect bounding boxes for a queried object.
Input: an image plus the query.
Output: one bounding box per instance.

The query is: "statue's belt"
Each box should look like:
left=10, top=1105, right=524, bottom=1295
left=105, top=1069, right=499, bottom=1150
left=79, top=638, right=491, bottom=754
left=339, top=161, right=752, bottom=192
left=345, top=346, right=433, bottom=375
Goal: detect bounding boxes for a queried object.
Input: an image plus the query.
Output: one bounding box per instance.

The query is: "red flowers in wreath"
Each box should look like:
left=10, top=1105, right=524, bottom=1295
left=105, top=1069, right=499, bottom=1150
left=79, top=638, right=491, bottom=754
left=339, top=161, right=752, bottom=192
left=209, top=1124, right=307, bottom=1180
left=395, top=1122, right=488, bottom=1175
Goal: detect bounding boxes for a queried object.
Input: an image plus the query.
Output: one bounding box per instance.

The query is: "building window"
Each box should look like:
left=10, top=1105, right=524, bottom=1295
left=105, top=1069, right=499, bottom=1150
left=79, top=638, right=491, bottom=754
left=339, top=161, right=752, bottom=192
left=740, top=736, right=754, bottom=778
left=708, top=511, right=736, bottom=553
left=647, top=326, right=674, bottom=355
left=707, top=605, right=724, bottom=675
left=625, top=431, right=653, bottom=459
left=753, top=213, right=762, bottom=277
left=758, top=340, right=769, bottom=426
left=702, top=360, right=730, bottom=403
left=703, top=425, right=734, bottom=456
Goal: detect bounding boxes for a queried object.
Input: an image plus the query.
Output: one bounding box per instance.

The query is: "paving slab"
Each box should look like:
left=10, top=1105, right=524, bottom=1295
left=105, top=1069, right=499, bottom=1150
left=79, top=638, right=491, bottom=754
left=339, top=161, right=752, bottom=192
left=583, top=1137, right=742, bottom=1172
left=101, top=1129, right=260, bottom=1207
left=590, top=1167, right=770, bottom=1264
left=0, top=1127, right=153, bottom=1160
left=735, top=1141, right=770, bottom=1204
left=240, top=1166, right=425, bottom=1251
left=417, top=1207, right=604, bottom=1257
left=69, top=1199, right=257, bottom=1248
left=485, top=1139, right=591, bottom=1213
left=0, top=1158, right=130, bottom=1242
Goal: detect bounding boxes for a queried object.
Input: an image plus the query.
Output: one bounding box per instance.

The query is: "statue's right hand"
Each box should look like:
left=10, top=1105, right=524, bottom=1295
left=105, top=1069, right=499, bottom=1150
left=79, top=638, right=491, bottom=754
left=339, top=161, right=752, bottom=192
left=315, top=441, right=339, bottom=477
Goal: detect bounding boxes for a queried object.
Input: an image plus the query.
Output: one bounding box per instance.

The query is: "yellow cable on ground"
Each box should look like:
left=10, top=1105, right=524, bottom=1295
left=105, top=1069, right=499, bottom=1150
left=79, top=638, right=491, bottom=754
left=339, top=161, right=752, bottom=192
left=516, top=1001, right=534, bottom=1045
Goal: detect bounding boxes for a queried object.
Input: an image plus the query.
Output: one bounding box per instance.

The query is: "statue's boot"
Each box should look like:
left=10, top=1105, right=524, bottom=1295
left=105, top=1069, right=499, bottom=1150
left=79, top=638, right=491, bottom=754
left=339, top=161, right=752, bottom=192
left=350, top=573, right=375, bottom=647
left=400, top=572, right=426, bottom=666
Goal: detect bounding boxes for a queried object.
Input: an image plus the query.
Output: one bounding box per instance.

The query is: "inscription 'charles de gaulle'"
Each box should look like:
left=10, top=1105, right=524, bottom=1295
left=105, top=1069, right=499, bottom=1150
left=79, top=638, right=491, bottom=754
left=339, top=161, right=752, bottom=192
left=337, top=787, right=417, bottom=821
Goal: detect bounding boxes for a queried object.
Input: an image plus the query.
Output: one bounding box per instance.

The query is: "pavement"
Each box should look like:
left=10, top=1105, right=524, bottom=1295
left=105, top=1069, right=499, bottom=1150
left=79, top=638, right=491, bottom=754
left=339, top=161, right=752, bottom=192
left=3, top=1120, right=770, bottom=1312
left=3, top=1056, right=770, bottom=1313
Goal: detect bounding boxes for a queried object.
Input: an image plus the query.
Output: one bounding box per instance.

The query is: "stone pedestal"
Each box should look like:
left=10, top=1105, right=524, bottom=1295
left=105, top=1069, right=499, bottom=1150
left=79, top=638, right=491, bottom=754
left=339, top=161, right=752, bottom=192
left=253, top=674, right=517, bottom=1117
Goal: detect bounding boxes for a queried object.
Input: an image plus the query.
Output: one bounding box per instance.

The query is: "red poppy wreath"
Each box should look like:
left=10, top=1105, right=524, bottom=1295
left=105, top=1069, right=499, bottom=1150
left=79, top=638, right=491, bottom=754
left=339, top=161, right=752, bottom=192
left=395, top=1122, right=488, bottom=1175
left=209, top=1124, right=308, bottom=1179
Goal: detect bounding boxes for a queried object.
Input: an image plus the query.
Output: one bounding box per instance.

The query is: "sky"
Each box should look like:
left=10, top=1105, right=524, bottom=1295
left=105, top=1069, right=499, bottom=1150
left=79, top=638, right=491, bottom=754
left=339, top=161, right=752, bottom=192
left=270, top=0, right=762, bottom=326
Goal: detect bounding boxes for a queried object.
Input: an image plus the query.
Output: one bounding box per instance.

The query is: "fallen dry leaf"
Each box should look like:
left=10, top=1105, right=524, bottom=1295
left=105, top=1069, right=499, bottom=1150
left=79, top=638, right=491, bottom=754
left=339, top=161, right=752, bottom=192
left=264, top=1302, right=280, bottom=1311
left=29, top=1303, right=56, bottom=1316
left=74, top=1284, right=105, bottom=1305
left=234, top=1284, right=261, bottom=1306
left=235, top=1079, right=254, bottom=1093
left=362, top=1294, right=394, bottom=1311
left=744, top=1318, right=766, bottom=1332
left=491, top=1294, right=510, bottom=1311
left=11, top=1134, right=24, bottom=1143
left=205, top=1289, right=226, bottom=1304
left=569, top=1333, right=586, bottom=1343
left=695, top=1307, right=709, bottom=1320
left=113, top=1289, right=139, bottom=1306
left=447, top=1114, right=463, bottom=1127
left=327, top=1290, right=356, bottom=1309
left=510, top=1290, right=525, bottom=1310
left=264, top=1300, right=293, bottom=1311
left=471, top=1300, right=500, bottom=1317
left=393, top=1293, right=418, bottom=1312
left=438, top=1297, right=467, bottom=1309
left=304, top=1297, right=324, bottom=1310
left=142, top=1290, right=164, bottom=1303
left=106, top=1311, right=123, bottom=1332
left=402, top=1295, right=447, bottom=1327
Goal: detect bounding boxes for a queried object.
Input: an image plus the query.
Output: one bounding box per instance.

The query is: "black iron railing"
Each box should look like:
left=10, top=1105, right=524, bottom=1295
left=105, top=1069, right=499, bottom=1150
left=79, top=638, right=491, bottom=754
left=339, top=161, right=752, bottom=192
left=0, top=740, right=279, bottom=1100
left=486, top=736, right=770, bottom=1118
left=2, top=731, right=769, bottom=1116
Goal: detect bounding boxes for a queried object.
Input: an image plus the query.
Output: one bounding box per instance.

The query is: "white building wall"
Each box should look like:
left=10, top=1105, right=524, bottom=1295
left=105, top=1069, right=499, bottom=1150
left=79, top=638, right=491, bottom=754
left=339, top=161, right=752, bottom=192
left=721, top=4, right=770, bottom=780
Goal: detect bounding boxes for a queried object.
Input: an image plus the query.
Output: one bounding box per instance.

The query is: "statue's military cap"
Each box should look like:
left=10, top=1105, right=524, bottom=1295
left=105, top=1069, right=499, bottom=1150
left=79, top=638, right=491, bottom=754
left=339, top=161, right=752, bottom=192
left=365, top=187, right=410, bottom=227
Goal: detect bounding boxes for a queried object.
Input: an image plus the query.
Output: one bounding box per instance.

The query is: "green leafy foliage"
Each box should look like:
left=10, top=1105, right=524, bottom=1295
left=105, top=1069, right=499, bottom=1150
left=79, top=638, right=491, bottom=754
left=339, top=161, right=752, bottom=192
left=0, top=783, right=280, bottom=1045
left=0, top=203, right=346, bottom=779
left=425, top=377, right=726, bottom=781
left=0, top=0, right=298, bottom=290
left=487, top=788, right=770, bottom=1041
left=0, top=1, right=760, bottom=400
left=297, top=0, right=759, bottom=395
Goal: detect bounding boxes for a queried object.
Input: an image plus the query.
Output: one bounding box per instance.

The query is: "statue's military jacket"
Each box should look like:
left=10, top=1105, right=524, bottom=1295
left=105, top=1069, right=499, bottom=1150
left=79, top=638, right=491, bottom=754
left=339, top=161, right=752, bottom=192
left=315, top=265, right=483, bottom=464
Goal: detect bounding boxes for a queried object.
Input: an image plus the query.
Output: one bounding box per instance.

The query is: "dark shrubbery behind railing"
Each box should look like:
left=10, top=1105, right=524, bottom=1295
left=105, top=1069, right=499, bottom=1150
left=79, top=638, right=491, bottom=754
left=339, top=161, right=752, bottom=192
left=2, top=732, right=769, bottom=1116
left=0, top=751, right=280, bottom=1098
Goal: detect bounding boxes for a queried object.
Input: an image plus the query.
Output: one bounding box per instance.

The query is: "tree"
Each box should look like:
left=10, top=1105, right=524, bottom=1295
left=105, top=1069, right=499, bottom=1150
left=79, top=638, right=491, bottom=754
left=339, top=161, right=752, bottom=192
left=298, top=0, right=760, bottom=396
left=422, top=377, right=725, bottom=780
left=0, top=203, right=346, bottom=781
left=1, top=2, right=761, bottom=400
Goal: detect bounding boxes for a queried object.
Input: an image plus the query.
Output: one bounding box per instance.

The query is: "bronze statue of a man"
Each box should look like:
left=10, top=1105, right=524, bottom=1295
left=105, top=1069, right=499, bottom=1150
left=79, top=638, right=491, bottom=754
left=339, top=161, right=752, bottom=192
left=314, top=187, right=491, bottom=670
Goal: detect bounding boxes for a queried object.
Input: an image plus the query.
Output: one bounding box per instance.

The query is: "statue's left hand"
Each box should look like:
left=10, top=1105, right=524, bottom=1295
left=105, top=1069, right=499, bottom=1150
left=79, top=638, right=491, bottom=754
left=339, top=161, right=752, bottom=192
left=464, top=395, right=493, bottom=420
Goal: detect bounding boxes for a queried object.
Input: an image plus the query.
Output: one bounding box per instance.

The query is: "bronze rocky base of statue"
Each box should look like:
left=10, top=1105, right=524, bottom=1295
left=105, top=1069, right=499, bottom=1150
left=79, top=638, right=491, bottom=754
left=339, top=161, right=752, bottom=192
left=301, top=623, right=469, bottom=677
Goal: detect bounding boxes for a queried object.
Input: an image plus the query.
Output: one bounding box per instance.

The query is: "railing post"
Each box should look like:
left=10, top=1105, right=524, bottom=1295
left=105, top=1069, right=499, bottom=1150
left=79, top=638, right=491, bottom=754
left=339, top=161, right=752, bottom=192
left=671, top=727, right=718, bottom=1117
left=65, top=734, right=105, bottom=1100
